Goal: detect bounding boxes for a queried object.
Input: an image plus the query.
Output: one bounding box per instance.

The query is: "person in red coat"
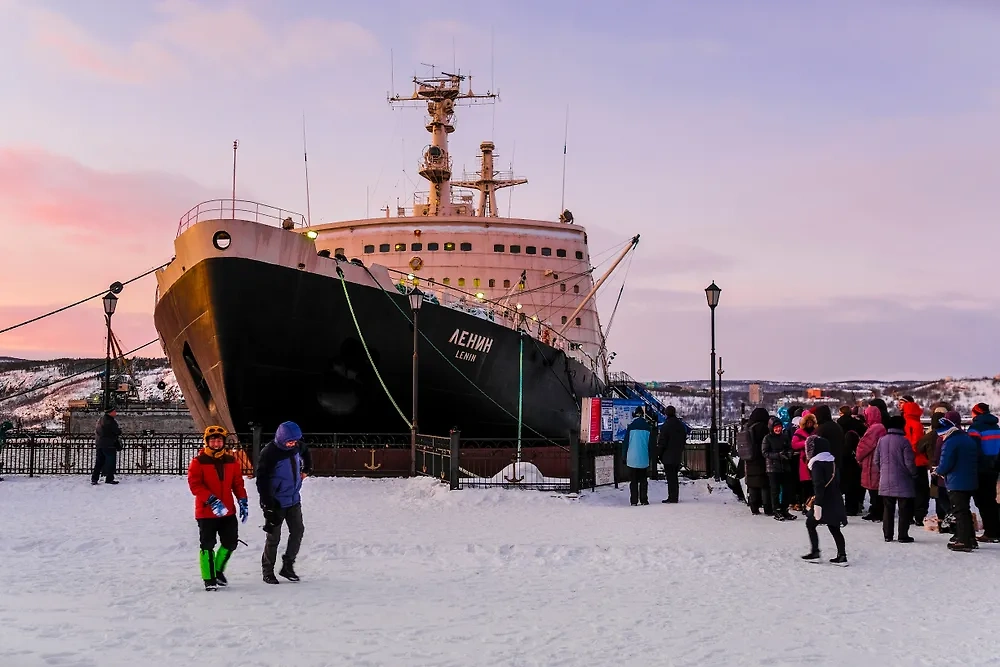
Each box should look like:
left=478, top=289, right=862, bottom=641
left=899, top=396, right=930, bottom=526
left=187, top=425, right=249, bottom=591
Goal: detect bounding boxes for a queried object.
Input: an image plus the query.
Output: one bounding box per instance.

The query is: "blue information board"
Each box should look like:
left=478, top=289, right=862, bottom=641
left=599, top=398, right=645, bottom=442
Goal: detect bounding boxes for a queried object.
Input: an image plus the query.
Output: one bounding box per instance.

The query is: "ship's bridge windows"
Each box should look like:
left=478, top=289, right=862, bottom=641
left=493, top=244, right=505, bottom=253
left=557, top=249, right=567, bottom=258
left=364, top=245, right=375, bottom=254
left=488, top=279, right=496, bottom=288
left=395, top=243, right=406, bottom=251
left=541, top=247, right=552, bottom=256
left=575, top=317, right=582, bottom=326
left=460, top=242, right=472, bottom=251
left=560, top=284, right=566, bottom=292
left=510, top=245, right=521, bottom=254
left=503, top=279, right=511, bottom=288
left=526, top=246, right=537, bottom=255
left=473, top=278, right=481, bottom=288
left=575, top=250, right=584, bottom=260
left=574, top=285, right=580, bottom=294
left=379, top=243, right=390, bottom=252
left=334, top=247, right=345, bottom=256
left=458, top=278, right=466, bottom=287
left=428, top=242, right=439, bottom=251
left=444, top=242, right=456, bottom=251
left=411, top=243, right=423, bottom=251
left=561, top=316, right=568, bottom=324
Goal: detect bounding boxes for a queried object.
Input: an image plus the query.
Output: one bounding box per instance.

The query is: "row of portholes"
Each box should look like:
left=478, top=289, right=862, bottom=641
left=354, top=241, right=586, bottom=261
left=411, top=276, right=581, bottom=294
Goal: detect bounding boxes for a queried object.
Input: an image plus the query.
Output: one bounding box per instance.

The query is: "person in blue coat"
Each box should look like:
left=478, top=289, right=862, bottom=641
left=623, top=406, right=656, bottom=505
left=968, top=403, right=1000, bottom=543
left=935, top=416, right=979, bottom=552
left=256, top=421, right=312, bottom=583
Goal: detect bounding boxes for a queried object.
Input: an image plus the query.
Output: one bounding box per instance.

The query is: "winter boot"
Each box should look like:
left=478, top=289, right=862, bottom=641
left=263, top=571, right=279, bottom=584
left=204, top=579, right=218, bottom=591
left=279, top=557, right=300, bottom=582
left=214, top=546, right=233, bottom=587
left=781, top=511, right=798, bottom=521
left=773, top=514, right=786, bottom=522
left=199, top=549, right=217, bottom=590
left=948, top=542, right=974, bottom=552
left=215, top=571, right=228, bottom=587
left=800, top=551, right=821, bottom=561
left=829, top=553, right=848, bottom=566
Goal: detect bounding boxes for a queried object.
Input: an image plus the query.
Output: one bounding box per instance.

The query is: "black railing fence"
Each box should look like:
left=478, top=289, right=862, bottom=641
left=0, top=426, right=740, bottom=492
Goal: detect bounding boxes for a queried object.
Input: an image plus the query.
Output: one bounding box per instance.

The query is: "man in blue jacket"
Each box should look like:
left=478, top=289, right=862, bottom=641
left=623, top=406, right=656, bottom=506
left=256, top=421, right=312, bottom=583
left=935, top=415, right=979, bottom=552
left=968, top=403, right=1000, bottom=543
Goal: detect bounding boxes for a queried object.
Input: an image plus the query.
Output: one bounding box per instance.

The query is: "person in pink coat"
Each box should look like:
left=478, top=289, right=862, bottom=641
left=856, top=405, right=887, bottom=522
left=791, top=413, right=818, bottom=509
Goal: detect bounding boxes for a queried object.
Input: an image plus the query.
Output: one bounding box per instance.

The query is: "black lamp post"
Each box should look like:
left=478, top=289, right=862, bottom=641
left=408, top=287, right=424, bottom=476
left=705, top=281, right=721, bottom=480
left=102, top=292, right=118, bottom=411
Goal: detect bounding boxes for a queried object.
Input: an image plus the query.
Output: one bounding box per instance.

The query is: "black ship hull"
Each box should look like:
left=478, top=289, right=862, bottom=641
left=154, top=257, right=603, bottom=439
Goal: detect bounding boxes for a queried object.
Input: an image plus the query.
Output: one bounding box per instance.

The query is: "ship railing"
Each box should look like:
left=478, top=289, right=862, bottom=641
left=411, top=190, right=475, bottom=206
left=177, top=199, right=307, bottom=237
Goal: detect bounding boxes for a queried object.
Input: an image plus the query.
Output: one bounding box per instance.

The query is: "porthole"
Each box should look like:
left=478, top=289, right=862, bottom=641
left=212, top=231, right=232, bottom=250
left=489, top=279, right=496, bottom=288
left=541, top=247, right=552, bottom=256
left=364, top=245, right=375, bottom=254
left=575, top=250, right=584, bottom=260
left=556, top=249, right=567, bottom=258
left=460, top=242, right=472, bottom=251
left=575, top=317, right=581, bottom=326
left=444, top=242, right=456, bottom=251
left=526, top=246, right=537, bottom=255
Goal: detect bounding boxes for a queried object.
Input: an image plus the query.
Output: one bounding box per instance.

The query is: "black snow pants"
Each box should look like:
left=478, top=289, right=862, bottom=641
left=262, top=503, right=305, bottom=573
left=628, top=467, right=649, bottom=505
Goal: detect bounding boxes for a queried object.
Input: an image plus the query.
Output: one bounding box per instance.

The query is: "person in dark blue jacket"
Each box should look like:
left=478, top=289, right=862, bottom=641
left=256, top=421, right=312, bottom=583
left=968, top=403, right=1000, bottom=543
left=623, top=406, right=656, bottom=506
left=935, top=416, right=979, bottom=552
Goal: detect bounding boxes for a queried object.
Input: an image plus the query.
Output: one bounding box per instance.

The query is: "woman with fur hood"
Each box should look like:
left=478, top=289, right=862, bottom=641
left=802, top=435, right=848, bottom=565
left=790, top=413, right=818, bottom=513
left=856, top=405, right=887, bottom=522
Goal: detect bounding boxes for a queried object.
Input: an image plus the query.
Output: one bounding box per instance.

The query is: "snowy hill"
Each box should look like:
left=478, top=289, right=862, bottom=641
left=0, top=358, right=179, bottom=429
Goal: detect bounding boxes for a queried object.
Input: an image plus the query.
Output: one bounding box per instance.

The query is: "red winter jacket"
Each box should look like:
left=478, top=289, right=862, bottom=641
left=187, top=450, right=248, bottom=520
left=902, top=402, right=928, bottom=467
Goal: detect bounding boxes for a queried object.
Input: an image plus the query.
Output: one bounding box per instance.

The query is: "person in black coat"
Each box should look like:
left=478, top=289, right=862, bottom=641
left=745, top=407, right=773, bottom=516
left=838, top=406, right=866, bottom=516
left=761, top=417, right=797, bottom=521
left=91, top=408, right=122, bottom=485
left=802, top=436, right=848, bottom=564
left=813, top=405, right=845, bottom=470
left=656, top=405, right=688, bottom=504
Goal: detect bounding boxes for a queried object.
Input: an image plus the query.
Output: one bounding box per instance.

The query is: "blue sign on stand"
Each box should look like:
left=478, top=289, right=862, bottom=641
left=599, top=398, right=644, bottom=442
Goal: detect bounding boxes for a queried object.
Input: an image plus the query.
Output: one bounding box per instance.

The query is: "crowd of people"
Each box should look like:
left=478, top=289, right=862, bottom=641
left=619, top=396, right=1000, bottom=564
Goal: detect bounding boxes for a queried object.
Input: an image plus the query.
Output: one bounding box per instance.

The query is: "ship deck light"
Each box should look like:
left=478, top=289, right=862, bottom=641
left=305, top=230, right=319, bottom=240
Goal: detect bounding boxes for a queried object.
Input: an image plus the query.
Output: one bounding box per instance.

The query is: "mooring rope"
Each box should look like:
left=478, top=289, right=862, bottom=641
left=336, top=267, right=412, bottom=430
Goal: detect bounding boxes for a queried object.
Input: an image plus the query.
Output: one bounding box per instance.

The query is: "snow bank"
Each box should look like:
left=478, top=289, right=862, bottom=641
left=2, top=475, right=999, bottom=666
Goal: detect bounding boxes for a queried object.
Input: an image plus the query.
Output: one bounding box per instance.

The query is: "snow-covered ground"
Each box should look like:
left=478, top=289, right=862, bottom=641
left=2, top=476, right=998, bottom=667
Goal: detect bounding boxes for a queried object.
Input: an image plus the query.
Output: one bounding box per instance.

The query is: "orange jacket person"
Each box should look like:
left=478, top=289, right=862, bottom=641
left=187, top=425, right=249, bottom=591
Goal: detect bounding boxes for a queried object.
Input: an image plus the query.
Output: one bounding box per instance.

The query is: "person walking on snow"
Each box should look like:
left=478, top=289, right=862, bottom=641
left=968, top=403, right=1000, bottom=543
left=91, top=407, right=122, bottom=485
left=874, top=416, right=917, bottom=542
left=899, top=396, right=930, bottom=526
left=656, top=405, right=688, bottom=504
left=762, top=417, right=797, bottom=521
left=623, top=406, right=656, bottom=506
left=801, top=436, right=848, bottom=565
left=256, top=421, right=312, bottom=583
left=935, top=415, right=979, bottom=552
left=187, top=425, right=249, bottom=591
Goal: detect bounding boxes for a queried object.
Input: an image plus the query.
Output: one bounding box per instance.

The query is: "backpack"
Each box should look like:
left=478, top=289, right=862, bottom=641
left=736, top=424, right=755, bottom=461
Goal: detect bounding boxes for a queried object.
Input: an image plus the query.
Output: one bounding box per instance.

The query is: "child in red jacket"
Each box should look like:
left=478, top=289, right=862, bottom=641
left=187, top=426, right=249, bottom=591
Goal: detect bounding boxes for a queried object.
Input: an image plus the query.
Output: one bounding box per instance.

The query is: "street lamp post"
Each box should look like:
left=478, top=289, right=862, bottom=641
left=102, top=292, right=118, bottom=411
left=705, top=282, right=721, bottom=480
left=408, top=287, right=424, bottom=476
left=717, top=356, right=725, bottom=438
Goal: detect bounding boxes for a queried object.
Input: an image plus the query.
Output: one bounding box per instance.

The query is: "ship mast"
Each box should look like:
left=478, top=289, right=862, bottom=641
left=389, top=70, right=497, bottom=216
left=452, top=141, right=527, bottom=217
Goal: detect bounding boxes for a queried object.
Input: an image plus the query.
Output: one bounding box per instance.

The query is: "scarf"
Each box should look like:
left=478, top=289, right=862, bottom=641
left=808, top=451, right=835, bottom=470
left=939, top=428, right=959, bottom=441
left=203, top=444, right=226, bottom=459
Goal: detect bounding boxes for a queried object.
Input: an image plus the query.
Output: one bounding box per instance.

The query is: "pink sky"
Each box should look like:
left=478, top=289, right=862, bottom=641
left=2, top=0, right=1000, bottom=380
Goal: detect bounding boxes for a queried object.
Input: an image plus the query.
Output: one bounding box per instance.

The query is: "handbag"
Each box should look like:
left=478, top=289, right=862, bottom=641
left=804, top=467, right=835, bottom=512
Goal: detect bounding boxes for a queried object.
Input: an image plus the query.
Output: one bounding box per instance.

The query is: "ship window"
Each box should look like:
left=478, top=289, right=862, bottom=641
left=379, top=243, right=390, bottom=252
left=493, top=244, right=505, bottom=253
left=411, top=243, right=423, bottom=251
left=510, top=245, right=521, bottom=254
left=443, top=278, right=451, bottom=285
left=541, top=247, right=552, bottom=256
left=458, top=278, right=466, bottom=287
left=557, top=249, right=567, bottom=258
left=395, top=243, right=406, bottom=251
left=561, top=316, right=567, bottom=324
left=460, top=242, right=472, bottom=251
left=560, top=284, right=566, bottom=292
left=334, top=247, right=345, bottom=256
left=575, top=250, right=584, bottom=260
left=575, top=317, right=582, bottom=326
left=364, top=245, right=375, bottom=254
left=473, top=278, right=481, bottom=288
left=489, top=279, right=495, bottom=288
left=428, top=242, right=439, bottom=251
left=444, top=242, right=456, bottom=251
left=574, top=285, right=580, bottom=294
left=212, top=231, right=232, bottom=250
left=526, top=246, right=537, bottom=255
left=553, top=274, right=559, bottom=279
left=503, top=279, right=511, bottom=288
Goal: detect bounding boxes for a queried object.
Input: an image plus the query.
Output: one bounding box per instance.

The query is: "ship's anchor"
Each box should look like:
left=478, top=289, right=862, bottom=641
left=364, top=448, right=382, bottom=471
left=504, top=461, right=524, bottom=484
